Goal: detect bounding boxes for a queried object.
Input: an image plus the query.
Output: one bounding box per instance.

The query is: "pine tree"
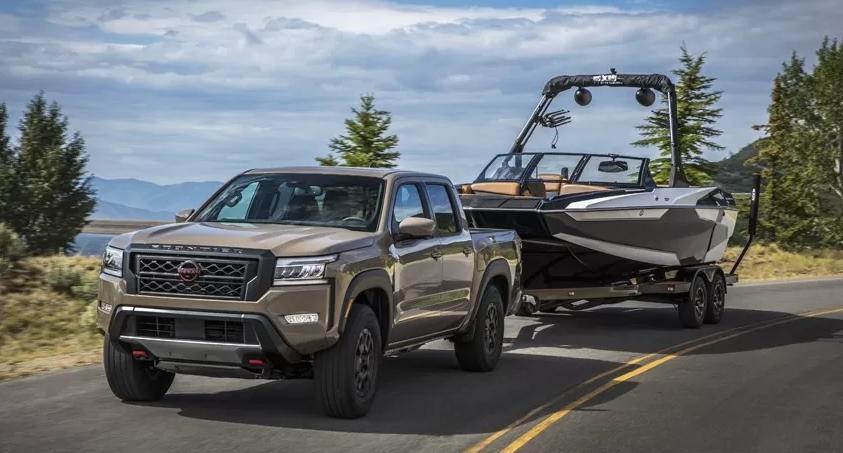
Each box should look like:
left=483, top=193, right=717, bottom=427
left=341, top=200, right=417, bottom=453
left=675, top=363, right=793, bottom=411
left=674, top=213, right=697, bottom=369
left=0, top=103, right=13, bottom=223
left=9, top=93, right=95, bottom=254
left=633, top=44, right=723, bottom=185
left=317, top=94, right=399, bottom=168
left=754, top=41, right=843, bottom=248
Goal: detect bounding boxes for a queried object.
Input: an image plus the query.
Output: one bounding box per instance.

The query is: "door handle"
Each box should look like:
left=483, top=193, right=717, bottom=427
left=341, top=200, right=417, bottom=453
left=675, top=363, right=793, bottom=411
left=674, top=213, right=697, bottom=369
left=461, top=247, right=472, bottom=256
left=430, top=249, right=443, bottom=260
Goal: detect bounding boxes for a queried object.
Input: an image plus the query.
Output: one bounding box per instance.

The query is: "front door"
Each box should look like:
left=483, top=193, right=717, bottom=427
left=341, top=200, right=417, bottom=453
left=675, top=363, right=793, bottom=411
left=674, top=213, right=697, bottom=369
left=389, top=183, right=445, bottom=345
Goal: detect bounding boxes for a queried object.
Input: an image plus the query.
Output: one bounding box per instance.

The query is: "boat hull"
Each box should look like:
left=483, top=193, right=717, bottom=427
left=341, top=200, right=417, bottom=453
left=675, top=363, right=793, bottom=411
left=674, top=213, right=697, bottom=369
left=462, top=187, right=737, bottom=290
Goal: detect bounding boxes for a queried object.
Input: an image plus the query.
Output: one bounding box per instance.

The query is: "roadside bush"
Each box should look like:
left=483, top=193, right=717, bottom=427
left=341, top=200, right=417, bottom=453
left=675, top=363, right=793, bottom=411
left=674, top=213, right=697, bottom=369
left=46, top=257, right=99, bottom=300
left=0, top=223, right=26, bottom=281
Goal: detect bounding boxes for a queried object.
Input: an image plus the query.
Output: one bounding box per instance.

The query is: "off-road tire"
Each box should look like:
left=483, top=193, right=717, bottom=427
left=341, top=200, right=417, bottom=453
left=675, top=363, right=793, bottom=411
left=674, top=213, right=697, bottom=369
left=314, top=304, right=381, bottom=418
left=103, top=335, right=174, bottom=401
left=678, top=275, right=708, bottom=328
left=455, top=285, right=504, bottom=371
left=705, top=273, right=726, bottom=324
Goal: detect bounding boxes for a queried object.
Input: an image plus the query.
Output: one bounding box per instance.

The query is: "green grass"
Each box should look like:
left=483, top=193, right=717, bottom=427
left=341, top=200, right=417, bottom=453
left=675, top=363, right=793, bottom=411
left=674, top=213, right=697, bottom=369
left=0, top=256, right=102, bottom=380
left=1, top=248, right=841, bottom=380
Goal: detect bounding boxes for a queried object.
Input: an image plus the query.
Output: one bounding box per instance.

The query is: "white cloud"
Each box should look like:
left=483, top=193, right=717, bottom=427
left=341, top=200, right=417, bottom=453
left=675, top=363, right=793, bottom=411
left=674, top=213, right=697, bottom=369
left=0, top=0, right=841, bottom=184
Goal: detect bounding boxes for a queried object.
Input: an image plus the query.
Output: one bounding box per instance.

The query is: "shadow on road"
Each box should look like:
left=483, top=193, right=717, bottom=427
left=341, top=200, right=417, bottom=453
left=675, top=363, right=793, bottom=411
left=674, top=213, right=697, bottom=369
left=135, top=305, right=842, bottom=435
left=507, top=305, right=843, bottom=356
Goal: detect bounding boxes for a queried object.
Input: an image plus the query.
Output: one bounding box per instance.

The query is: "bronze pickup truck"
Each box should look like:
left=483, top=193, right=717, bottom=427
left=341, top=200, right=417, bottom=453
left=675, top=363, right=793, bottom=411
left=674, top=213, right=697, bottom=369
left=97, top=167, right=521, bottom=418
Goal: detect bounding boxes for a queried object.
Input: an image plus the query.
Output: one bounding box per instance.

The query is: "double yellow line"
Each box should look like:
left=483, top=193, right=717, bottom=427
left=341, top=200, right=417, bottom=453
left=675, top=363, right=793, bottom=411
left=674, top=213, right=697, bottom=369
left=466, top=307, right=843, bottom=453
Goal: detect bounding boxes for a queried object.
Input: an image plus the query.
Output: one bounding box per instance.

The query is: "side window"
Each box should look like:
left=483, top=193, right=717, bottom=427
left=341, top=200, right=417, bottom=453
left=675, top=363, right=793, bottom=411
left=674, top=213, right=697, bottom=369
left=425, top=184, right=459, bottom=234
left=392, top=184, right=425, bottom=225
left=217, top=181, right=259, bottom=220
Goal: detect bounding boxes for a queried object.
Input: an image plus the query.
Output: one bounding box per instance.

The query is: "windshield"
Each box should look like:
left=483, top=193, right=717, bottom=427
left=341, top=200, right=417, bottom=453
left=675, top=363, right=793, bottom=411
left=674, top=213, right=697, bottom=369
left=195, top=174, right=384, bottom=231
left=578, top=156, right=644, bottom=185
left=478, top=154, right=536, bottom=181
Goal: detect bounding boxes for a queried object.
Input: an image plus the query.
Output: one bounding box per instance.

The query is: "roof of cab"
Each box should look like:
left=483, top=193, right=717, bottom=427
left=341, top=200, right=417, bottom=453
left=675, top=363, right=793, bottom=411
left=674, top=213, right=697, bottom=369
left=243, top=166, right=444, bottom=180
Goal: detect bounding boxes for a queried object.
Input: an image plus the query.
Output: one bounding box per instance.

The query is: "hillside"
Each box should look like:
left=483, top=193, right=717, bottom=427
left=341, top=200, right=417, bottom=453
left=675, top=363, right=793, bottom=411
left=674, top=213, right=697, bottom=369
left=91, top=199, right=173, bottom=221
left=89, top=177, right=222, bottom=220
left=713, top=138, right=765, bottom=193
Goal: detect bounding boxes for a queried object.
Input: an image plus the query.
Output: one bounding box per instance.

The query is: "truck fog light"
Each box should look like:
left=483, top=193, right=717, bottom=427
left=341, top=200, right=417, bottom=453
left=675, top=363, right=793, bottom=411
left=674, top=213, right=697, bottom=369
left=98, top=301, right=113, bottom=313
left=284, top=313, right=319, bottom=324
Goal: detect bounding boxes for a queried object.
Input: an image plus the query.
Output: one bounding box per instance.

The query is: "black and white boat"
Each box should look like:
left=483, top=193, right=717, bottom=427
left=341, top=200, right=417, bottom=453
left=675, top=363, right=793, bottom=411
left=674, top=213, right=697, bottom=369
left=459, top=72, right=738, bottom=292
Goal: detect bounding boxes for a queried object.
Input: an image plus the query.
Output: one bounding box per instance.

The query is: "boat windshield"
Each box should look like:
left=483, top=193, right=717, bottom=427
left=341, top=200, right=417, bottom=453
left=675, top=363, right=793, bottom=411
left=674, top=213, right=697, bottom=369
left=477, top=152, right=648, bottom=187
left=478, top=154, right=537, bottom=181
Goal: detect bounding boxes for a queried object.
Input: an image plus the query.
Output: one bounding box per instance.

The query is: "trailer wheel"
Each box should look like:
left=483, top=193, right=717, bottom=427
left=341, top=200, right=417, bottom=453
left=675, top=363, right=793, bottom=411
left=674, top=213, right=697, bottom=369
left=678, top=275, right=708, bottom=328
left=705, top=274, right=726, bottom=324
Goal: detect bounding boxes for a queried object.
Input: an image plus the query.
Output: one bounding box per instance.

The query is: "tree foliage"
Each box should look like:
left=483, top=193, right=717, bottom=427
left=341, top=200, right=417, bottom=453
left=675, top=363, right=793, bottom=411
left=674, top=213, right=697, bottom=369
left=0, top=93, right=95, bottom=255
left=753, top=38, right=843, bottom=248
left=0, top=104, right=13, bottom=219
left=633, top=44, right=723, bottom=185
left=317, top=94, right=399, bottom=168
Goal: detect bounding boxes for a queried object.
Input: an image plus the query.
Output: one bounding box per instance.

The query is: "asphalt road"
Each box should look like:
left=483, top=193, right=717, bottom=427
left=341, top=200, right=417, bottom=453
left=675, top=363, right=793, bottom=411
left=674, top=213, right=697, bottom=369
left=1, top=279, right=841, bottom=453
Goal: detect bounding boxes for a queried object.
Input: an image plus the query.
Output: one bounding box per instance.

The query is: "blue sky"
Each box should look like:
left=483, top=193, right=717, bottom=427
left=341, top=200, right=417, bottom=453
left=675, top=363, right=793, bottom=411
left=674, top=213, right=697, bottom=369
left=0, top=0, right=840, bottom=184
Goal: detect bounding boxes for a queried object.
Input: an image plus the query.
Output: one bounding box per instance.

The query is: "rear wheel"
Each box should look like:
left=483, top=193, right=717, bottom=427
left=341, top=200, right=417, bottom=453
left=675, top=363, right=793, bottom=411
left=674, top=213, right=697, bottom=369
left=455, top=285, right=504, bottom=371
left=103, top=336, right=174, bottom=401
left=314, top=304, right=381, bottom=418
left=705, top=273, right=726, bottom=324
left=678, top=275, right=708, bottom=328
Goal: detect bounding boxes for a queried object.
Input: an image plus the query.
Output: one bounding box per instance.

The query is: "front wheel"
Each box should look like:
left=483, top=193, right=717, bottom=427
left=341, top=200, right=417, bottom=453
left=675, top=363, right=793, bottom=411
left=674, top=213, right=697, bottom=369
left=103, top=335, right=174, bottom=401
left=455, top=285, right=504, bottom=372
left=314, top=304, right=381, bottom=418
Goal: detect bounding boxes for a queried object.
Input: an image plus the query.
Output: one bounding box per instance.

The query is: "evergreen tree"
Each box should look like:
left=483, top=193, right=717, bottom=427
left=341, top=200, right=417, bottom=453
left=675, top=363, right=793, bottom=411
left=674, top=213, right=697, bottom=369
left=8, top=93, right=95, bottom=254
left=0, top=103, right=13, bottom=223
left=754, top=40, right=843, bottom=248
left=317, top=94, right=399, bottom=168
left=633, top=44, right=723, bottom=185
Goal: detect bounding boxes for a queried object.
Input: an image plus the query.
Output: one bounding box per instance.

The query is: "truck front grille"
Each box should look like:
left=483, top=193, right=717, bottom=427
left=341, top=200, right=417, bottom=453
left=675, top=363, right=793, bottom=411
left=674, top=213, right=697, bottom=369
left=135, top=255, right=254, bottom=300
left=205, top=320, right=246, bottom=343
left=135, top=316, right=175, bottom=338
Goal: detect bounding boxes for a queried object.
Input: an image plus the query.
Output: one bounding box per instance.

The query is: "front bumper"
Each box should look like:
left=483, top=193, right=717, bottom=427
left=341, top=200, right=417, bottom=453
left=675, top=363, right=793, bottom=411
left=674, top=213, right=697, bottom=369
left=97, top=273, right=340, bottom=357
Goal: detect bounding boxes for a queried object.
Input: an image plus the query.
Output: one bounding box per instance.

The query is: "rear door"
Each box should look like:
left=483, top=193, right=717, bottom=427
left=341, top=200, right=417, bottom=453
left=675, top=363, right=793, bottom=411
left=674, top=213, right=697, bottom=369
left=388, top=182, right=446, bottom=344
left=424, top=182, right=475, bottom=326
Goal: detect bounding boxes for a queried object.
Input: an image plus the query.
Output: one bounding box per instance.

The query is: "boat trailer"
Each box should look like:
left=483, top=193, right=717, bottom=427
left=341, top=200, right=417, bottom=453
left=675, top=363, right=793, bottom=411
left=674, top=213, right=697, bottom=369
left=517, top=175, right=762, bottom=328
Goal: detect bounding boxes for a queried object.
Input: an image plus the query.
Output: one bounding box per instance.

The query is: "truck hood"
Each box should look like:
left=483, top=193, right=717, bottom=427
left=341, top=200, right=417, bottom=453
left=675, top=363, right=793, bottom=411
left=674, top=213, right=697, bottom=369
left=110, top=222, right=377, bottom=257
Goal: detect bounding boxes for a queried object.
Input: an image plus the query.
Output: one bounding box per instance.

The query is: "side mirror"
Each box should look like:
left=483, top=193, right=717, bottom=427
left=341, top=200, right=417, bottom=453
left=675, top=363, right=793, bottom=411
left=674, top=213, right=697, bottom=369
left=175, top=208, right=195, bottom=223
left=398, top=217, right=435, bottom=239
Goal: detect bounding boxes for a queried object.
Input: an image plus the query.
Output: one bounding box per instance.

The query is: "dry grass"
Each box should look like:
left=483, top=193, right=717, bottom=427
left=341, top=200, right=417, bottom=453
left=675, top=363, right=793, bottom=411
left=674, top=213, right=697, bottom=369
left=0, top=256, right=102, bottom=380
left=721, top=244, right=843, bottom=281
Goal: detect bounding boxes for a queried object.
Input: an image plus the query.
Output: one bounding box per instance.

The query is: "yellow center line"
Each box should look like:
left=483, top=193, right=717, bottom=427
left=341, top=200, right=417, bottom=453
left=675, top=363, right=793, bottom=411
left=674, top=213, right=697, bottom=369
left=498, top=307, right=843, bottom=453
left=463, top=311, right=813, bottom=453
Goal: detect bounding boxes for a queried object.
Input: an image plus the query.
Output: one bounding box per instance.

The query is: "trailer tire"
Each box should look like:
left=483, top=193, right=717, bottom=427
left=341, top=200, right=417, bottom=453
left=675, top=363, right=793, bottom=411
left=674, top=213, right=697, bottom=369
left=103, top=336, right=174, bottom=402
left=455, top=285, right=504, bottom=372
left=705, top=273, right=726, bottom=324
left=314, top=304, right=381, bottom=418
left=678, top=275, right=708, bottom=328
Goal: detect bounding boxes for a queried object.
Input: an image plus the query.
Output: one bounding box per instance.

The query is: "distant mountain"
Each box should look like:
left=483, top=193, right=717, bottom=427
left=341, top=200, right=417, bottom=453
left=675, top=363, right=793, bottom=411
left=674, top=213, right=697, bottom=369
left=89, top=177, right=223, bottom=220
left=713, top=138, right=766, bottom=193
left=92, top=199, right=174, bottom=221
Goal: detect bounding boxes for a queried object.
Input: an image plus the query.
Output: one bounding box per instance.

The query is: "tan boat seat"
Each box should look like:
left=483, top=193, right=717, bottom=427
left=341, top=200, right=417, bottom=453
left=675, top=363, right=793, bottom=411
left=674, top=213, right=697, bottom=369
left=557, top=183, right=610, bottom=195
left=470, top=181, right=546, bottom=198
left=538, top=173, right=565, bottom=196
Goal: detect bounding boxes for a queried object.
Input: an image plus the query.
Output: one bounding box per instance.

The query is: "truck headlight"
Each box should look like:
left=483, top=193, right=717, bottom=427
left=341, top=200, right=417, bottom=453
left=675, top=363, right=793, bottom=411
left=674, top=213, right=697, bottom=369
left=102, top=246, right=124, bottom=277
left=273, top=255, right=336, bottom=285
